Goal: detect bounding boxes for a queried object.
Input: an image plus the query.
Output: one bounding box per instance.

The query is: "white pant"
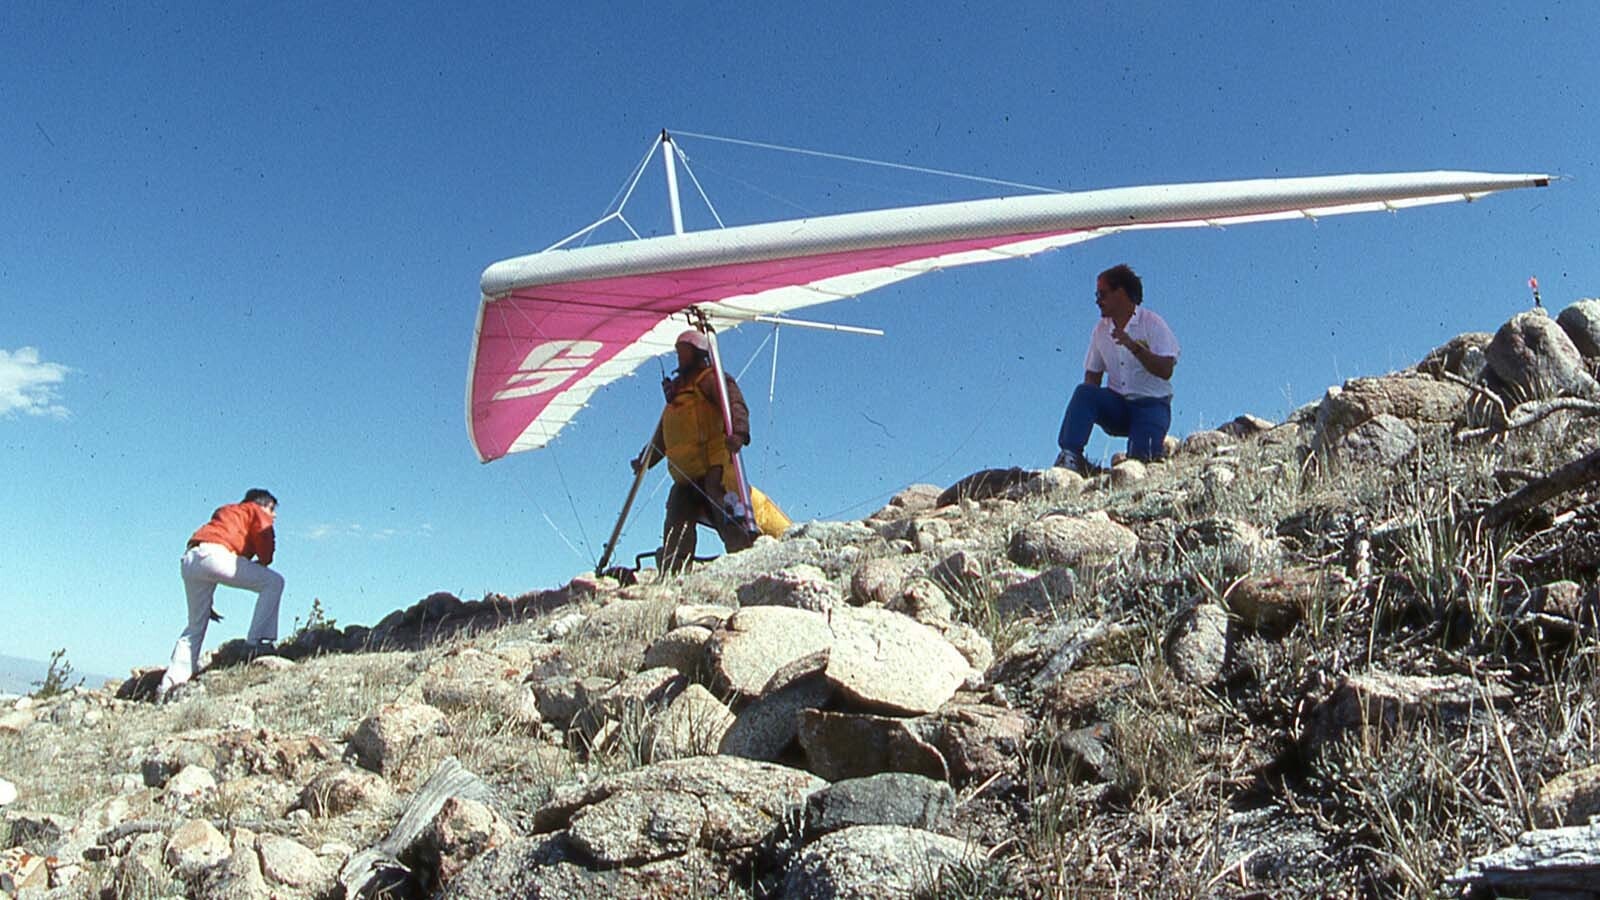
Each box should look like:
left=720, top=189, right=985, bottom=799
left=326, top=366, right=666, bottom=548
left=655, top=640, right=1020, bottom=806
left=160, top=543, right=284, bottom=691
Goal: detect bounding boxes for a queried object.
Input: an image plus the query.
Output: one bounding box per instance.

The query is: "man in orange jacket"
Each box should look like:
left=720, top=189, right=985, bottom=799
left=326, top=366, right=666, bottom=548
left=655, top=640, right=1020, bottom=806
left=159, top=488, right=284, bottom=695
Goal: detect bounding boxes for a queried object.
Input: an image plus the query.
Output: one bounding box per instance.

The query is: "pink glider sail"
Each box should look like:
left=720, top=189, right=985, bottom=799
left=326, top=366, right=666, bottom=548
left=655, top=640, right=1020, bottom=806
left=468, top=170, right=1548, bottom=462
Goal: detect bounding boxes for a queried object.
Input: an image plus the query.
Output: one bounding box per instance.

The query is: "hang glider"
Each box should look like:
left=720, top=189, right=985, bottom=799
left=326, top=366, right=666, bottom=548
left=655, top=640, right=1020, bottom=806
left=468, top=142, right=1548, bottom=462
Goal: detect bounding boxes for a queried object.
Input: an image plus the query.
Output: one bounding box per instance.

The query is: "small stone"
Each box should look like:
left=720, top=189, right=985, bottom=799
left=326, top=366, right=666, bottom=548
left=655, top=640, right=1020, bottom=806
left=165, top=765, right=218, bottom=803
left=165, top=818, right=231, bottom=878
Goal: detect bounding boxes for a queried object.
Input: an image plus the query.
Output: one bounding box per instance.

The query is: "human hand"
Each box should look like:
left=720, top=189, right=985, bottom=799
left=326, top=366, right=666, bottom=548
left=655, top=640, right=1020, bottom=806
left=630, top=456, right=644, bottom=475
left=701, top=467, right=724, bottom=499
left=725, top=434, right=743, bottom=454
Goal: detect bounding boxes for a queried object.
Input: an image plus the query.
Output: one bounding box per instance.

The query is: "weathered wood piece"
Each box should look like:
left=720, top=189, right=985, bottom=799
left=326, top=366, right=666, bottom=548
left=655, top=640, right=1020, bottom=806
left=1479, top=445, right=1600, bottom=528
left=1448, top=820, right=1600, bottom=898
left=339, top=756, right=494, bottom=898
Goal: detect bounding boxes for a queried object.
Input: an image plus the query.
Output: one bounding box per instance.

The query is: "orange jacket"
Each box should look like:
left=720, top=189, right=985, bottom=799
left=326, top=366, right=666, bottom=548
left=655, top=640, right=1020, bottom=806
left=190, top=502, right=276, bottom=565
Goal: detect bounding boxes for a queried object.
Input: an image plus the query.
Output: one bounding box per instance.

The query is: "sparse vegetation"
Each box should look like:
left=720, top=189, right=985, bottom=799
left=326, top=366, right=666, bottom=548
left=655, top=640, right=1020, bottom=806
left=7, top=318, right=1600, bottom=897
left=289, top=595, right=339, bottom=640
left=29, top=647, right=80, bottom=699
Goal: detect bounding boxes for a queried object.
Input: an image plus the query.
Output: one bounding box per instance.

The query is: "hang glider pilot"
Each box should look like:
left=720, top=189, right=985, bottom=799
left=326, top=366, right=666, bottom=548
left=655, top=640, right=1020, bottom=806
left=631, top=330, right=756, bottom=573
left=160, top=488, right=284, bottom=697
left=1056, top=264, right=1180, bottom=474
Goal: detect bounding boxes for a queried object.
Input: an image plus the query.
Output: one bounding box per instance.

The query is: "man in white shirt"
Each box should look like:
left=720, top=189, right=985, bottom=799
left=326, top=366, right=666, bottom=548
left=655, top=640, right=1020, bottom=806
left=1055, top=264, right=1181, bottom=473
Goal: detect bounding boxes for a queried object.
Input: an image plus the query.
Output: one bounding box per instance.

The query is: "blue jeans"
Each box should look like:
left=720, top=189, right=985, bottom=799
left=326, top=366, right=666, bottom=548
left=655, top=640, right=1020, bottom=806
left=1057, top=384, right=1172, bottom=461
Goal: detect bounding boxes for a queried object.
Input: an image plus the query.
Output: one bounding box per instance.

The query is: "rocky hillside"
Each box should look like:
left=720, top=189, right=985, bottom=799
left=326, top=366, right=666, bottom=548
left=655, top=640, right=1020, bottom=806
left=7, top=302, right=1600, bottom=899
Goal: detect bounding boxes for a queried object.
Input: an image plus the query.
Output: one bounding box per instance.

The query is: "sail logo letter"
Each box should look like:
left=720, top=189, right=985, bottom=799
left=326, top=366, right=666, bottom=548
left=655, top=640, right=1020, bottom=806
left=493, top=340, right=602, bottom=401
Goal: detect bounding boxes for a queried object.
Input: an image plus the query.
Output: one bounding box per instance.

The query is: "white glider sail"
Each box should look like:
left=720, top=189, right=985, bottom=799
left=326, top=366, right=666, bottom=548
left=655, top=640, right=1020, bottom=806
left=468, top=163, right=1548, bottom=462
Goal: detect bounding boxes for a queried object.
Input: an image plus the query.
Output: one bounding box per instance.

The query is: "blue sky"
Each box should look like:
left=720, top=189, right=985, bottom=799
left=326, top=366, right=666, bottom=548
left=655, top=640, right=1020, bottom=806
left=3, top=2, right=1595, bottom=676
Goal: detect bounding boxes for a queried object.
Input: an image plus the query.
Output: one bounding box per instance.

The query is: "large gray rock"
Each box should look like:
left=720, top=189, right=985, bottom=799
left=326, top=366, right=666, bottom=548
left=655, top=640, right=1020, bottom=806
left=642, top=625, right=712, bottom=678
left=1175, top=518, right=1279, bottom=578
left=779, top=825, right=982, bottom=899
left=409, top=795, right=515, bottom=891
left=193, top=828, right=272, bottom=900
left=786, top=521, right=877, bottom=548
left=707, top=607, right=834, bottom=698
left=569, top=789, right=706, bottom=866
left=796, top=710, right=948, bottom=782
left=296, top=766, right=395, bottom=818
left=994, top=567, right=1076, bottom=618
left=738, top=564, right=842, bottom=613
left=533, top=756, right=825, bottom=862
left=1181, top=429, right=1236, bottom=455
left=885, top=577, right=953, bottom=628
left=874, top=484, right=941, bottom=517
left=672, top=604, right=734, bottom=630
left=165, top=818, right=231, bottom=881
left=439, top=834, right=728, bottom=899
left=1417, top=332, right=1492, bottom=381
left=1217, top=414, right=1275, bottom=438
left=1485, top=309, right=1600, bottom=402
left=1533, top=763, right=1600, bottom=828
left=937, top=467, right=1035, bottom=506
left=1227, top=568, right=1335, bottom=636
left=641, top=684, right=735, bottom=762
left=1335, top=413, right=1417, bottom=468
left=420, top=678, right=542, bottom=731
left=1303, top=670, right=1514, bottom=750
left=595, top=667, right=688, bottom=721
left=719, top=652, right=835, bottom=761
left=1557, top=298, right=1600, bottom=358
left=1007, top=511, right=1138, bottom=568
left=256, top=833, right=334, bottom=895
left=803, top=773, right=955, bottom=838
left=916, top=704, right=1030, bottom=785
left=1314, top=373, right=1469, bottom=441
left=848, top=556, right=918, bottom=607
left=347, top=702, right=451, bottom=786
left=698, top=536, right=827, bottom=583
left=823, top=606, right=972, bottom=715
left=940, top=622, right=995, bottom=675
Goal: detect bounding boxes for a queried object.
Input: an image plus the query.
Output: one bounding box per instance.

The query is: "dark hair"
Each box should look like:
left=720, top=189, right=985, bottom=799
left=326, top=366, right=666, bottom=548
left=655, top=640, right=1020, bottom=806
left=1099, top=263, right=1143, bottom=305
left=243, top=488, right=278, bottom=507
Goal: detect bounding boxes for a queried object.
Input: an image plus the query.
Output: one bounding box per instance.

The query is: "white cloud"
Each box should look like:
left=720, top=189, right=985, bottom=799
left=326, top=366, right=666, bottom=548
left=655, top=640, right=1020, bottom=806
left=0, top=347, right=71, bottom=419
left=300, top=523, right=429, bottom=542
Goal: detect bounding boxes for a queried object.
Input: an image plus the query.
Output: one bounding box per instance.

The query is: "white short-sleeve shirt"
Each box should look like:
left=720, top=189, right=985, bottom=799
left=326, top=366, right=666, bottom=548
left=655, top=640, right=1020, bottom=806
left=1083, top=306, right=1181, bottom=400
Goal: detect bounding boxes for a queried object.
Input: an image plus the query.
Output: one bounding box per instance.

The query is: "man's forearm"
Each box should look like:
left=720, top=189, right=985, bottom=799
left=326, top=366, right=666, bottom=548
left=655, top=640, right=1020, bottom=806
left=1130, top=345, right=1176, bottom=380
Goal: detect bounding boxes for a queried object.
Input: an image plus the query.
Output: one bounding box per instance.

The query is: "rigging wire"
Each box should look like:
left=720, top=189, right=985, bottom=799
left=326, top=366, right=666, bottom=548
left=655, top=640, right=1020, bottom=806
left=816, top=403, right=994, bottom=521
left=670, top=141, right=728, bottom=229
left=609, top=135, right=664, bottom=220
left=671, top=129, right=1062, bottom=195
left=546, top=441, right=594, bottom=559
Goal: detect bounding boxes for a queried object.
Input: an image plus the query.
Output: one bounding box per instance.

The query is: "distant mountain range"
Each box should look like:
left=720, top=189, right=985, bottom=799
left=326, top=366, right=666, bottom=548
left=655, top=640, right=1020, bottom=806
left=0, top=653, right=116, bottom=697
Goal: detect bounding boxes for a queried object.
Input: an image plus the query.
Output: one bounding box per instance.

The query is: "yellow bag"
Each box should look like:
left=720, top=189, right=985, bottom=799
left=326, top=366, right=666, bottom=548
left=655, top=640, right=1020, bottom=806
left=749, top=485, right=790, bottom=537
